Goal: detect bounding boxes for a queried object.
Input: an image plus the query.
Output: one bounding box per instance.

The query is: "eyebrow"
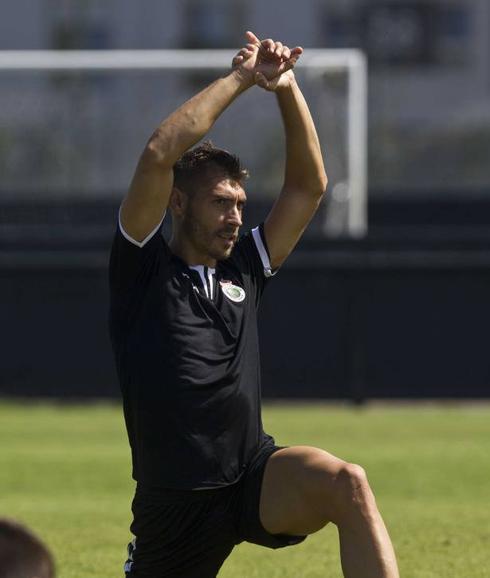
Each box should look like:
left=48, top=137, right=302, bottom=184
left=212, top=192, right=247, bottom=203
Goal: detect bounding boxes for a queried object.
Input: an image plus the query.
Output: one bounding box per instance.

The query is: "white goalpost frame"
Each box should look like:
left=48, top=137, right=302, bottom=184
left=0, top=49, right=368, bottom=237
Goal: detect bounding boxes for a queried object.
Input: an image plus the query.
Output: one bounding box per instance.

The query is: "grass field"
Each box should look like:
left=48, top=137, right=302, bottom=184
left=0, top=401, right=489, bottom=578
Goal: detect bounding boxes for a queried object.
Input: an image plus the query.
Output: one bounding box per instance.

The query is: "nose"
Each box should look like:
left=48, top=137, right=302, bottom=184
left=227, top=205, right=242, bottom=227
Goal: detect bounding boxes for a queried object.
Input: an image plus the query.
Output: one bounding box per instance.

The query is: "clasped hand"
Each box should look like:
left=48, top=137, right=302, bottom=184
left=232, top=31, right=303, bottom=91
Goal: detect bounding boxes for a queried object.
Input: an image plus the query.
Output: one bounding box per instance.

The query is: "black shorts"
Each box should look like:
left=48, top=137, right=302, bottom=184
left=124, top=441, right=306, bottom=578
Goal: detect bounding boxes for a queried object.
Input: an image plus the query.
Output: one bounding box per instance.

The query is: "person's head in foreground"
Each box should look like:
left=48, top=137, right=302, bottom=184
left=170, top=140, right=249, bottom=265
left=0, top=518, right=55, bottom=578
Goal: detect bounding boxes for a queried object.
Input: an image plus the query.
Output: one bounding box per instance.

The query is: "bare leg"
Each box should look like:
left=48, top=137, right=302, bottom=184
left=259, top=446, right=400, bottom=578
left=335, top=463, right=399, bottom=577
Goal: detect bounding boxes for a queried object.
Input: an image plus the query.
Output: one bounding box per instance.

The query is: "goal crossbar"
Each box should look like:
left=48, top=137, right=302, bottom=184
left=0, top=49, right=364, bottom=71
left=0, top=49, right=367, bottom=237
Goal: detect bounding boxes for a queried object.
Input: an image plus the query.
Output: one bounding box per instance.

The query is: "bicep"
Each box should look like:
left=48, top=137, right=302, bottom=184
left=264, top=188, right=323, bottom=270
left=120, top=150, right=174, bottom=244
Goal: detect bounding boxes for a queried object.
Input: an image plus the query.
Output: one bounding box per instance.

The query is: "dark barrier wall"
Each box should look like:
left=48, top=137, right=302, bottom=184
left=2, top=262, right=117, bottom=397
left=2, top=242, right=490, bottom=400
left=260, top=261, right=490, bottom=399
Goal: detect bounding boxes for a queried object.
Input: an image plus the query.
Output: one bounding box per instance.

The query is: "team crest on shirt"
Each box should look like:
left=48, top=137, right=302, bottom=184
left=220, top=281, right=246, bottom=303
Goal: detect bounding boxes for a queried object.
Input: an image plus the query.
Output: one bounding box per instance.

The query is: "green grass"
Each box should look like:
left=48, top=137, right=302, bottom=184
left=1, top=401, right=489, bottom=577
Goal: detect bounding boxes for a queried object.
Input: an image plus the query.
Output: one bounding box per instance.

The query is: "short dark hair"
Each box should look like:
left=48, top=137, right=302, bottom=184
left=0, top=518, right=55, bottom=578
left=173, top=141, right=248, bottom=194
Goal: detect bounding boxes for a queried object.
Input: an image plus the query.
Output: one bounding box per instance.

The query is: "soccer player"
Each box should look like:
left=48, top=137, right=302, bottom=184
left=109, top=31, right=400, bottom=578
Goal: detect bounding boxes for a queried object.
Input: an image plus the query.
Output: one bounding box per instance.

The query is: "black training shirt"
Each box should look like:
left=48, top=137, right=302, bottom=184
left=109, top=215, right=276, bottom=490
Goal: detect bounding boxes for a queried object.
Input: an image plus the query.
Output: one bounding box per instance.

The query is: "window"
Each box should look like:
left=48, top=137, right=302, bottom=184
left=182, top=0, right=245, bottom=49
left=321, top=1, right=471, bottom=68
left=50, top=0, right=112, bottom=49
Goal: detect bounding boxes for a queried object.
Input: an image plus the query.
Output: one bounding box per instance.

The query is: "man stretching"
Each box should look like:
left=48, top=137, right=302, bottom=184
left=109, top=31, right=400, bottom=578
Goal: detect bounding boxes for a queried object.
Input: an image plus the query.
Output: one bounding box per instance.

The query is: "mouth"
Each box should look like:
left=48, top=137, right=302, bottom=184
left=217, top=232, right=238, bottom=245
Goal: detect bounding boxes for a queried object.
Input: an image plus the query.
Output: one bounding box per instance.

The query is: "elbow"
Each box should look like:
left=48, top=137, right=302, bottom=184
left=142, top=137, right=171, bottom=168
left=142, top=113, right=201, bottom=169
left=319, top=173, right=328, bottom=196
left=310, top=172, right=328, bottom=199
left=285, top=172, right=328, bottom=200
left=142, top=122, right=184, bottom=168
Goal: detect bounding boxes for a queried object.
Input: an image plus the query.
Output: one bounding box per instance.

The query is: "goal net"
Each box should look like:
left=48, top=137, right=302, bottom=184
left=0, top=49, right=367, bottom=237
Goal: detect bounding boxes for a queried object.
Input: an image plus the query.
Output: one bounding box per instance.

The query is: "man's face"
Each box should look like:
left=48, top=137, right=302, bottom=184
left=181, top=175, right=247, bottom=263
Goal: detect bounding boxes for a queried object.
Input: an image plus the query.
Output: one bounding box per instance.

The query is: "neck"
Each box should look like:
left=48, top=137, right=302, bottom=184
left=169, top=232, right=217, bottom=268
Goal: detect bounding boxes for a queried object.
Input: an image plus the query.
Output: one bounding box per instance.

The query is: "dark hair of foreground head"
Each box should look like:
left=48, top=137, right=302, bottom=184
left=0, top=518, right=55, bottom=578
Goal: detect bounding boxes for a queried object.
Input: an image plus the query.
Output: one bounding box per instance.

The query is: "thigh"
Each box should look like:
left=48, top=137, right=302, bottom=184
left=236, top=442, right=306, bottom=550
left=125, top=486, right=237, bottom=578
left=259, top=446, right=348, bottom=536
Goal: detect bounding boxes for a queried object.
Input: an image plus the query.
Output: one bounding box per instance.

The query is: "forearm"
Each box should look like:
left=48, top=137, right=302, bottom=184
left=276, top=75, right=328, bottom=195
left=146, top=69, right=253, bottom=166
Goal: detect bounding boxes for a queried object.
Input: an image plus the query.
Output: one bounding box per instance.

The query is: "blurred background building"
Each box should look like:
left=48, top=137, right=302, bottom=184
left=2, top=0, right=490, bottom=197
left=2, top=0, right=490, bottom=400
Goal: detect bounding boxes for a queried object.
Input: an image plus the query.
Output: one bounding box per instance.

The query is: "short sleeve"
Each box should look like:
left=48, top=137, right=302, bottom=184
left=109, top=210, right=168, bottom=295
left=231, top=223, right=278, bottom=305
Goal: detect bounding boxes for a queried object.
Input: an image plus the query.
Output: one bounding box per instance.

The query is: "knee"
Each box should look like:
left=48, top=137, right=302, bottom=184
left=336, top=462, right=370, bottom=496
left=331, top=462, right=377, bottom=524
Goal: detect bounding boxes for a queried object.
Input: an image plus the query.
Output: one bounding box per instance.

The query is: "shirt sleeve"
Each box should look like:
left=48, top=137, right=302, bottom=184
left=232, top=223, right=278, bottom=306
left=109, top=209, right=169, bottom=296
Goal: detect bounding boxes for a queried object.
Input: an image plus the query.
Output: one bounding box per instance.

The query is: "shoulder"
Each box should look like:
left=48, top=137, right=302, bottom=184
left=223, top=225, right=278, bottom=306
left=109, top=208, right=170, bottom=293
left=231, top=224, right=276, bottom=279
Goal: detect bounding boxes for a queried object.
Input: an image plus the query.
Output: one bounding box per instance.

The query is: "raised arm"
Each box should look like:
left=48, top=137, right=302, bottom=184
left=251, top=36, right=328, bottom=270
left=120, top=68, right=252, bottom=243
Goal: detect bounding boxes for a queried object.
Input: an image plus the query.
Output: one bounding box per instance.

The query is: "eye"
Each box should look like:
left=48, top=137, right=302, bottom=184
left=214, top=198, right=227, bottom=205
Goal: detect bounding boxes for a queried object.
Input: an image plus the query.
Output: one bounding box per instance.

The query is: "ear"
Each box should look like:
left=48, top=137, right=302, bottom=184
left=169, top=186, right=188, bottom=218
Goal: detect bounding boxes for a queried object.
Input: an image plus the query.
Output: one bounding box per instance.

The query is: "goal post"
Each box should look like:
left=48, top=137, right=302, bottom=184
left=0, top=49, right=367, bottom=238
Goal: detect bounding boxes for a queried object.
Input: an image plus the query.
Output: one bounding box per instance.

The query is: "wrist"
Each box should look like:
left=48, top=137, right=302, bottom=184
left=275, top=71, right=297, bottom=94
left=229, top=67, right=255, bottom=92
